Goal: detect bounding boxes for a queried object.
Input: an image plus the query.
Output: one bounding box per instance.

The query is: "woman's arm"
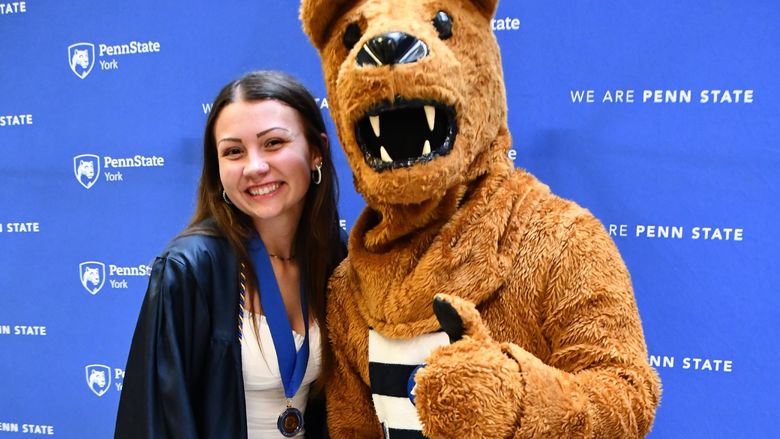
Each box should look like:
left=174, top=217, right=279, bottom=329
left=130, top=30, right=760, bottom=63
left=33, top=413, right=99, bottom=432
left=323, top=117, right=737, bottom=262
left=114, top=256, right=208, bottom=439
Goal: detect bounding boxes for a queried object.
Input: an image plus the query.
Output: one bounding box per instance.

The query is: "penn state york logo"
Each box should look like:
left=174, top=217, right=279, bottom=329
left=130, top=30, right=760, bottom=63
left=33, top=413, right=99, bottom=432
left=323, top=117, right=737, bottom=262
left=79, top=261, right=106, bottom=295
left=73, top=154, right=100, bottom=189
left=85, top=364, right=112, bottom=397
left=68, top=43, right=95, bottom=79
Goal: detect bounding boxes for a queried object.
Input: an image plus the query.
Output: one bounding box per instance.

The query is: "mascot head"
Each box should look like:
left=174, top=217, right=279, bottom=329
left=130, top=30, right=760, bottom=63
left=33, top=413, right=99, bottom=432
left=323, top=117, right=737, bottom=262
left=301, top=0, right=511, bottom=208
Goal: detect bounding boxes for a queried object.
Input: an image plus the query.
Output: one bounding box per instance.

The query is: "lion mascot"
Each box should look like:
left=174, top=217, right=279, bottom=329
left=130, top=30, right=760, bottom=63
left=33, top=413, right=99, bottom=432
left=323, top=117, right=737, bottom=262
left=300, top=1, right=660, bottom=437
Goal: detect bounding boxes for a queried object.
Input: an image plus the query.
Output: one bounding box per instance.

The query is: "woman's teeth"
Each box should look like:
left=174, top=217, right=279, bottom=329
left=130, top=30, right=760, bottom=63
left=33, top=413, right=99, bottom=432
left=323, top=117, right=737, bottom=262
left=249, top=183, right=281, bottom=196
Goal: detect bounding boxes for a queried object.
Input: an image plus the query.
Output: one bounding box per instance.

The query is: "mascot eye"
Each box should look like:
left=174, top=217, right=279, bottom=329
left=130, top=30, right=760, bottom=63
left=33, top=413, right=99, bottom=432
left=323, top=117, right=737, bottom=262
left=432, top=11, right=453, bottom=40
left=343, top=22, right=363, bottom=50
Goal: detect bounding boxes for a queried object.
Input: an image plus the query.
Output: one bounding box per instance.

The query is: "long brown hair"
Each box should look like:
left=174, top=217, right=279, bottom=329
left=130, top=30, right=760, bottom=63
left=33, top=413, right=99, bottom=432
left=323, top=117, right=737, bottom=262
left=186, top=71, right=344, bottom=391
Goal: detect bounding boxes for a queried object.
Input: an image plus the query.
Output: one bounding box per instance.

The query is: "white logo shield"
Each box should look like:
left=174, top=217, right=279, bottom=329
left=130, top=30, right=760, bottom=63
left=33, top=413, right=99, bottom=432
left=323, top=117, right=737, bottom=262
left=73, top=154, right=100, bottom=189
left=85, top=364, right=112, bottom=397
left=79, top=261, right=106, bottom=295
left=68, top=43, right=95, bottom=79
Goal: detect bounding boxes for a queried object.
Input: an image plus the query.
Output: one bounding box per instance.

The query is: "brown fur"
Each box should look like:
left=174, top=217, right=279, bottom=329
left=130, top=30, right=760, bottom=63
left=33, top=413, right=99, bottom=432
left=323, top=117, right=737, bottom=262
left=301, top=0, right=660, bottom=437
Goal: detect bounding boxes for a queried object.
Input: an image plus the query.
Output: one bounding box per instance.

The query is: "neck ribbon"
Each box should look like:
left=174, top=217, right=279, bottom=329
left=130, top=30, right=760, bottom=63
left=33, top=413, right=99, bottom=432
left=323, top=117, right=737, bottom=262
left=248, top=236, right=309, bottom=400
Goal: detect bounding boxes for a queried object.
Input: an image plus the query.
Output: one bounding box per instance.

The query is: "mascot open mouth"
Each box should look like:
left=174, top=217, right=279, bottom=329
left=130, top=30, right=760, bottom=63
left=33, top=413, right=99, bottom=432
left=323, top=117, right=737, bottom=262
left=355, top=99, right=457, bottom=171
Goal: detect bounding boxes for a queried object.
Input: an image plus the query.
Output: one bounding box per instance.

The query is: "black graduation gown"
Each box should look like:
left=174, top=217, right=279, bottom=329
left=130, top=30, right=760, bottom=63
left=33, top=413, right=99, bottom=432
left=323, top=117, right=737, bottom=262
left=114, top=231, right=328, bottom=438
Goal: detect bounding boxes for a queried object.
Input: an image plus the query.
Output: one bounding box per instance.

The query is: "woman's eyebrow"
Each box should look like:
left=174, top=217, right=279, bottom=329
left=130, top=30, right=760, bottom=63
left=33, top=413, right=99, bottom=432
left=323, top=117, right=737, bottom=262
left=217, top=127, right=292, bottom=147
left=257, top=127, right=291, bottom=137
left=217, top=137, right=242, bottom=147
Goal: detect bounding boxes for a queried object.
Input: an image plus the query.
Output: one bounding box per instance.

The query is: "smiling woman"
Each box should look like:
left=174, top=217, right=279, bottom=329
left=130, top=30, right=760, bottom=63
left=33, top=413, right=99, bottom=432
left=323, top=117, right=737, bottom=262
left=115, top=71, right=346, bottom=439
left=216, top=99, right=320, bottom=233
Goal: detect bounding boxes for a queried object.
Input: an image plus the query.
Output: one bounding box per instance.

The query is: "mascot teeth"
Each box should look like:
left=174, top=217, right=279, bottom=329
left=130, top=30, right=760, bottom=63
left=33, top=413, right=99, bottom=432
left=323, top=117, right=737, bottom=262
left=355, top=99, right=457, bottom=171
left=380, top=146, right=393, bottom=163
left=424, top=105, right=435, bottom=131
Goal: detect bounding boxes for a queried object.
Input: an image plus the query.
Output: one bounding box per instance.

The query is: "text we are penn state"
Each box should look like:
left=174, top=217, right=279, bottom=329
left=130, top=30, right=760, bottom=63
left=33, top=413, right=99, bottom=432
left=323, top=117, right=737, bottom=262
left=0, top=2, right=26, bottom=14
left=609, top=224, right=744, bottom=241
left=0, top=423, right=54, bottom=435
left=570, top=89, right=754, bottom=104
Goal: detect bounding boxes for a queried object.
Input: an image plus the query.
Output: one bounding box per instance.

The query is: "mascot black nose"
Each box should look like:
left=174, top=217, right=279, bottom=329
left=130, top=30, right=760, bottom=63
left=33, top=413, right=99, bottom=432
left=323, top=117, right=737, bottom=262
left=356, top=32, right=428, bottom=66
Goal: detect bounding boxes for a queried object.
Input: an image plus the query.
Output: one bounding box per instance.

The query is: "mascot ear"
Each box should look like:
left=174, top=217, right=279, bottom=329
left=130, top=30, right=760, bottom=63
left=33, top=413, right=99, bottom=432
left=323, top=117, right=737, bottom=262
left=300, top=0, right=354, bottom=50
left=471, top=0, right=499, bottom=19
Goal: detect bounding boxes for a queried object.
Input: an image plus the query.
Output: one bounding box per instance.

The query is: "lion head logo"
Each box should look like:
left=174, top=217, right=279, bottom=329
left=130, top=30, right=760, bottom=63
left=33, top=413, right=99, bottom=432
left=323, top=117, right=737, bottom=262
left=85, top=364, right=112, bottom=397
left=68, top=43, right=95, bottom=79
left=79, top=261, right=106, bottom=295
left=73, top=154, right=101, bottom=189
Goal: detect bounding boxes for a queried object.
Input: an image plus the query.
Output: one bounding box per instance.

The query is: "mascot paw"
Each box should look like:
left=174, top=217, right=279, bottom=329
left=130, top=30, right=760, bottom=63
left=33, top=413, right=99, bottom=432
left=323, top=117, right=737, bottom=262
left=414, top=294, right=524, bottom=439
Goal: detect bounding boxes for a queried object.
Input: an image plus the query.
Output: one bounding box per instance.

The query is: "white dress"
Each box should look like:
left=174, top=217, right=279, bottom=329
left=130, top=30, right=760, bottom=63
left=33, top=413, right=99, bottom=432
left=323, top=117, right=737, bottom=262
left=241, top=313, right=321, bottom=438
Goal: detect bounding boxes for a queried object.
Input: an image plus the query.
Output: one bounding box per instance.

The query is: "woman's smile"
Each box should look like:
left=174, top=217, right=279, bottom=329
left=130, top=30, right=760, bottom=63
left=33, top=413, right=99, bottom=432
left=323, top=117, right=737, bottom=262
left=247, top=181, right=283, bottom=197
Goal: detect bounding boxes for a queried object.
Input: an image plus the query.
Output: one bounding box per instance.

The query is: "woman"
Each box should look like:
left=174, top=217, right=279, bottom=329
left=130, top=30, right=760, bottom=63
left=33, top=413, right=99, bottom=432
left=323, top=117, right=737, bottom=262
left=115, top=71, right=345, bottom=438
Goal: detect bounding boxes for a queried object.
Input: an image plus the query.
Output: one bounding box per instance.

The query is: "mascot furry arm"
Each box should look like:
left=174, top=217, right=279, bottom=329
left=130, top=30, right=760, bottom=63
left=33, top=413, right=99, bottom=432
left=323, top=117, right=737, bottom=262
left=301, top=0, right=661, bottom=438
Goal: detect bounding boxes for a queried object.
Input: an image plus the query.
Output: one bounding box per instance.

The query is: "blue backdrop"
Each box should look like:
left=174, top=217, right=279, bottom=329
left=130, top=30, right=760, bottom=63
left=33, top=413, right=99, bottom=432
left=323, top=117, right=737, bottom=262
left=1, top=1, right=777, bottom=437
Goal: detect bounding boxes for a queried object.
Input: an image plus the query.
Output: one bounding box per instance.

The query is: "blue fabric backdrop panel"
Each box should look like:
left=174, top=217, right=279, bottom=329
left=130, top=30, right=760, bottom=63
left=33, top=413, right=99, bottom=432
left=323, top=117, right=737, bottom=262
left=0, top=1, right=777, bottom=437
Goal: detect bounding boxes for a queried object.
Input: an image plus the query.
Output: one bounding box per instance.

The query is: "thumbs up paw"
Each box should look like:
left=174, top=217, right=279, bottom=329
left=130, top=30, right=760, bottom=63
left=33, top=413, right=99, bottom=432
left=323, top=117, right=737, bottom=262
left=413, top=294, right=525, bottom=438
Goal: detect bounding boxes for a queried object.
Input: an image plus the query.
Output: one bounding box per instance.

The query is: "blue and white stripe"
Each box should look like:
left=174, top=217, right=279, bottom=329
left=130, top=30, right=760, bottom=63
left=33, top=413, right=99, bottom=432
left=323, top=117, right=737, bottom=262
left=368, top=329, right=450, bottom=438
